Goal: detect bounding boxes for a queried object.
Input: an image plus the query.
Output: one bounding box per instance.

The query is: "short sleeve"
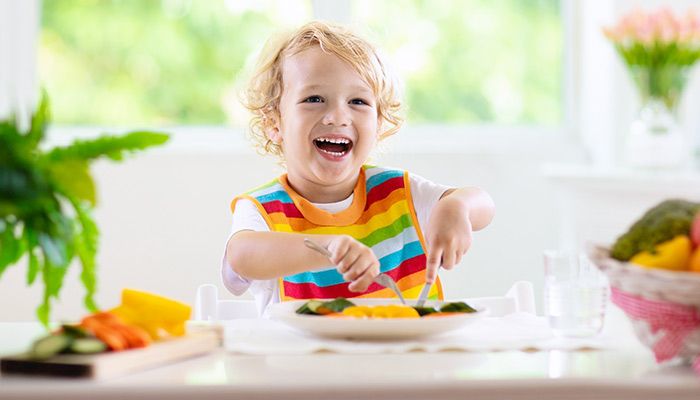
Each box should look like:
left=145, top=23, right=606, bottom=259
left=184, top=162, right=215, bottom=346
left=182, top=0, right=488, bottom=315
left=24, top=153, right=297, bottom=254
left=221, top=198, right=276, bottom=301
left=408, top=173, right=452, bottom=240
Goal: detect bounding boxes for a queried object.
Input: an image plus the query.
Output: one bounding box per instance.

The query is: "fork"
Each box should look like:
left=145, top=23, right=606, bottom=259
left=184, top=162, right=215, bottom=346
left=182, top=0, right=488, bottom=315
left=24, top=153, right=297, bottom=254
left=303, top=238, right=407, bottom=305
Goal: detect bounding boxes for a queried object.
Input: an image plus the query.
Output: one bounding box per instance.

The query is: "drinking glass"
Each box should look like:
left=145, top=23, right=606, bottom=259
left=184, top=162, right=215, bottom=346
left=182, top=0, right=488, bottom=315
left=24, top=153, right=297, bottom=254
left=543, top=250, right=609, bottom=337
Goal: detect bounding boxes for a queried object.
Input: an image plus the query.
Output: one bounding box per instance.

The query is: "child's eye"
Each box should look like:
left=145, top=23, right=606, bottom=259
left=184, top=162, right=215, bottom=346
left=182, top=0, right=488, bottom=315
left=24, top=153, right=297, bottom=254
left=350, top=98, right=369, bottom=105
left=303, top=96, right=323, bottom=103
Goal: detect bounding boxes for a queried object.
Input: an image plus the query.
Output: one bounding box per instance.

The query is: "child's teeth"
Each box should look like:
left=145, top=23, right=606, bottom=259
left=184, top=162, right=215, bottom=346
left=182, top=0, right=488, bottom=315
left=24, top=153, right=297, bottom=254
left=319, top=148, right=346, bottom=157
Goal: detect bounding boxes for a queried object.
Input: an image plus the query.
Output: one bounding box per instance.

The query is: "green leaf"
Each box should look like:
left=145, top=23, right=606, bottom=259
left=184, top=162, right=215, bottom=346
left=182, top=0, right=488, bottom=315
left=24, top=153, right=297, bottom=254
left=37, top=232, right=67, bottom=269
left=46, top=131, right=169, bottom=163
left=0, top=222, right=25, bottom=278
left=47, top=160, right=96, bottom=205
left=70, top=198, right=99, bottom=312
left=27, top=89, right=49, bottom=147
left=36, top=301, right=49, bottom=328
left=25, top=228, right=40, bottom=285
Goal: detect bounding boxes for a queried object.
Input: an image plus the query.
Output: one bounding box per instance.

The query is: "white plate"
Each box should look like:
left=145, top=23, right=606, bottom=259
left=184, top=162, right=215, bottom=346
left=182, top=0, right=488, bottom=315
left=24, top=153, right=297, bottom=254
left=268, top=298, right=488, bottom=340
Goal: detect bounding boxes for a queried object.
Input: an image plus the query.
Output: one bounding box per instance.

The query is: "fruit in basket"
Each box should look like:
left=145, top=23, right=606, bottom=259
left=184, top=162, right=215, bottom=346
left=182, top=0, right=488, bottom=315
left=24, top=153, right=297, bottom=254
left=691, top=213, right=700, bottom=247
left=689, top=247, right=700, bottom=272
left=629, top=235, right=691, bottom=271
left=610, top=199, right=700, bottom=261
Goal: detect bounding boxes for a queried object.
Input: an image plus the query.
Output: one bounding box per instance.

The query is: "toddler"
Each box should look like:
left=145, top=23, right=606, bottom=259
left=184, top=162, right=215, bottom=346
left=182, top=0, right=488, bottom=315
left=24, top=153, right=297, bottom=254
left=222, top=21, right=495, bottom=315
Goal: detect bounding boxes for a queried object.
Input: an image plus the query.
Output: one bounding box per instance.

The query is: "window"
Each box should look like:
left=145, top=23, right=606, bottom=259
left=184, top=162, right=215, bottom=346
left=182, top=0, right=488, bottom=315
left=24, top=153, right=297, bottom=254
left=39, top=0, right=312, bottom=126
left=354, top=0, right=562, bottom=126
left=39, top=0, right=563, bottom=128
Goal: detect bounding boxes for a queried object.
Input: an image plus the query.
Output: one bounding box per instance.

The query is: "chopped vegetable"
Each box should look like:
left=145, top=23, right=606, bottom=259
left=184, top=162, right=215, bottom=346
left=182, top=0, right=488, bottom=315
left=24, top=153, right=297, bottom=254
left=317, top=298, right=355, bottom=314
left=439, top=302, right=477, bottom=313
left=412, top=306, right=438, bottom=316
left=70, top=337, right=107, bottom=354
left=294, top=298, right=478, bottom=318
left=29, top=333, right=72, bottom=360
left=110, top=289, right=191, bottom=340
left=295, top=298, right=355, bottom=315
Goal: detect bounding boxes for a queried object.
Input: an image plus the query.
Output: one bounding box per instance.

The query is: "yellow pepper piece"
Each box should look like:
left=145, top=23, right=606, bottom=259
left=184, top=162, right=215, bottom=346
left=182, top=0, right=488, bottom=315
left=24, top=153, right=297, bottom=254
left=630, top=235, right=691, bottom=271
left=109, top=289, right=192, bottom=340
left=688, top=247, right=700, bottom=273
left=340, top=305, right=419, bottom=318
left=342, top=306, right=372, bottom=318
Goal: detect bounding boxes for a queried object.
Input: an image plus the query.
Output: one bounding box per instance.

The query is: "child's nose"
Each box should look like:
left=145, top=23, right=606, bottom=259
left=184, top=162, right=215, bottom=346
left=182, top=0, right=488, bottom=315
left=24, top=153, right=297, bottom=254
left=322, top=103, right=351, bottom=127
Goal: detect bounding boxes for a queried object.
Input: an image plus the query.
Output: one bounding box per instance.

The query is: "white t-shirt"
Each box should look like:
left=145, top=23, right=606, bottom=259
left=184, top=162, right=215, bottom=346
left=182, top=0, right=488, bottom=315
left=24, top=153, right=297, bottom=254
left=221, top=173, right=450, bottom=316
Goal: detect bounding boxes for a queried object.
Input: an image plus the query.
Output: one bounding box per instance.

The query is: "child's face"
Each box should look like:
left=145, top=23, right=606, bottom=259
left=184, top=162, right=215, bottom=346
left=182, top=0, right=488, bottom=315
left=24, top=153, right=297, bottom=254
left=270, top=46, right=379, bottom=198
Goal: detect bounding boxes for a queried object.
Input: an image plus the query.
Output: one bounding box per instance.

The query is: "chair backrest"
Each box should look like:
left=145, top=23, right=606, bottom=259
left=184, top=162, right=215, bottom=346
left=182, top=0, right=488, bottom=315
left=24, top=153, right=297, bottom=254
left=194, top=281, right=536, bottom=321
left=194, top=284, right=259, bottom=321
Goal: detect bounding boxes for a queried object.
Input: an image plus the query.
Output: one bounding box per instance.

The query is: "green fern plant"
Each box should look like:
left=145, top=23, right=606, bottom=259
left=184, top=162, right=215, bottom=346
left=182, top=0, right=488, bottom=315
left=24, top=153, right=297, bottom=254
left=0, top=92, right=169, bottom=326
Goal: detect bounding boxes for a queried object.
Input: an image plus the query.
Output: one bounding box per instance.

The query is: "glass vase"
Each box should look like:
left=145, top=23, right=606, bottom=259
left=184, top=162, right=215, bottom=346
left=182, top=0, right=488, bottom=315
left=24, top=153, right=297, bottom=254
left=623, top=65, right=690, bottom=169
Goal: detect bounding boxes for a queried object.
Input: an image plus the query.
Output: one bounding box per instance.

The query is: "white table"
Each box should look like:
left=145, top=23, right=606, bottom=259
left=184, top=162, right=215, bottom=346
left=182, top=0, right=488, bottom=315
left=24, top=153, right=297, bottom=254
left=2, top=308, right=699, bottom=400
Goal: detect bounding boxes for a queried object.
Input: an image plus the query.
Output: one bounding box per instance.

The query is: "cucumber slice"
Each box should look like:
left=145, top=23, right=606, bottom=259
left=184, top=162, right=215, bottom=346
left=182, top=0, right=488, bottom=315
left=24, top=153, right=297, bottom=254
left=70, top=337, right=108, bottom=354
left=306, top=300, right=325, bottom=314
left=30, top=334, right=72, bottom=360
left=439, top=301, right=477, bottom=313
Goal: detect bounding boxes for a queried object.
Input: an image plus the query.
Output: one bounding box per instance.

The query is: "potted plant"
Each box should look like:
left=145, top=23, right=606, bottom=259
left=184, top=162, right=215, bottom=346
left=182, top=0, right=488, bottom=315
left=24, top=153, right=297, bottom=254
left=0, top=92, right=169, bottom=326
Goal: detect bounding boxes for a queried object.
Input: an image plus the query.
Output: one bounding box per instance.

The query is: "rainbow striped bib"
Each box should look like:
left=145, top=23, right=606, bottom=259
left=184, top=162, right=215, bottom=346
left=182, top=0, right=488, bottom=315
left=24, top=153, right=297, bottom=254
left=231, top=165, right=443, bottom=301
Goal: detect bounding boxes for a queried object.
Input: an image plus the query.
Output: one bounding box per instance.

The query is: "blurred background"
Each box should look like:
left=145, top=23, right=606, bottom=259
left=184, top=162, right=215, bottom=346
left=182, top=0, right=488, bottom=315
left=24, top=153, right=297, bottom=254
left=1, top=0, right=700, bottom=321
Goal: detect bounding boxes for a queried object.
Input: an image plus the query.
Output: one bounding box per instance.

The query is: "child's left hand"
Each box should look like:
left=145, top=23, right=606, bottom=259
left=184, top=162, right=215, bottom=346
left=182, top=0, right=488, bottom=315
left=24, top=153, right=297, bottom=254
left=424, top=194, right=473, bottom=283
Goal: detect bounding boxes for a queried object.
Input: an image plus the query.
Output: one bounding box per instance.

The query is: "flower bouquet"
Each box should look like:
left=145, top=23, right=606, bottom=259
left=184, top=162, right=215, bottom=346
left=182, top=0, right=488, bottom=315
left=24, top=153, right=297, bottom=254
left=603, top=8, right=700, bottom=168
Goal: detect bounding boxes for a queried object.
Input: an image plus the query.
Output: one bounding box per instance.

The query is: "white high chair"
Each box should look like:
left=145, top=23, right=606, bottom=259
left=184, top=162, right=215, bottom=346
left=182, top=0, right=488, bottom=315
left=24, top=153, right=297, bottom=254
left=194, top=281, right=536, bottom=321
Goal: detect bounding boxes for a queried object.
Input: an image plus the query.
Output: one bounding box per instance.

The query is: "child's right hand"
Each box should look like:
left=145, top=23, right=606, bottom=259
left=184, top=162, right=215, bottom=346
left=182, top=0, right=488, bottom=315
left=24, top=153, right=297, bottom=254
left=326, top=235, right=380, bottom=292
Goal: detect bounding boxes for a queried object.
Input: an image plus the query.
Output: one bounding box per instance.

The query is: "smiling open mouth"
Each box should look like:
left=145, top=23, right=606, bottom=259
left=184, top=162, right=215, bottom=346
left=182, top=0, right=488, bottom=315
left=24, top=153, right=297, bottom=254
left=313, top=137, right=354, bottom=157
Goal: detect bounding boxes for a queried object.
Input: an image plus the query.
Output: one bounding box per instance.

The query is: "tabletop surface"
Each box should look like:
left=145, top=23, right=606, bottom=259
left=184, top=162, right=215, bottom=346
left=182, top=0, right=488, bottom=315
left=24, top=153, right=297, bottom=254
left=2, top=308, right=699, bottom=400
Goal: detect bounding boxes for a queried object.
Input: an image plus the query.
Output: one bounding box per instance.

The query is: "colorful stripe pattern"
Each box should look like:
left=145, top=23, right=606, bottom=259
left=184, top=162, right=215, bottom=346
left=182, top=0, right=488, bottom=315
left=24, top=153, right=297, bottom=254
left=232, top=165, right=442, bottom=301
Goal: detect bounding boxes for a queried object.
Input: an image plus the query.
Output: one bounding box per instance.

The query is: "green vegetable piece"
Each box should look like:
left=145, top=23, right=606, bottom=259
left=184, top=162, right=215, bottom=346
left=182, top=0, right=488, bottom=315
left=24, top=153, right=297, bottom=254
left=29, top=333, right=72, bottom=360
left=610, top=199, right=700, bottom=261
left=318, top=298, right=355, bottom=314
left=296, top=300, right=324, bottom=315
left=61, top=324, right=89, bottom=339
left=439, top=301, right=477, bottom=313
left=70, top=337, right=107, bottom=354
left=413, top=306, right=438, bottom=316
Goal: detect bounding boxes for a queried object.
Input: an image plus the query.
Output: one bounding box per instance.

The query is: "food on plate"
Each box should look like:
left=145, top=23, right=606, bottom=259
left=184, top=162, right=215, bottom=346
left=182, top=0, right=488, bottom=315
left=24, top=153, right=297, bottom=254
left=27, top=289, right=191, bottom=359
left=341, top=305, right=420, bottom=318
left=294, top=298, right=478, bottom=318
left=611, top=199, right=700, bottom=273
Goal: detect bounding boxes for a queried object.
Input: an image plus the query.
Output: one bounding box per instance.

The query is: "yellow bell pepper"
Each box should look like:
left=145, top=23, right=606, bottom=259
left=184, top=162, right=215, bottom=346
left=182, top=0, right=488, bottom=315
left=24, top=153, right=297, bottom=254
left=688, top=247, right=700, bottom=273
left=630, top=235, right=691, bottom=271
left=341, top=304, right=419, bottom=318
left=109, top=289, right=191, bottom=340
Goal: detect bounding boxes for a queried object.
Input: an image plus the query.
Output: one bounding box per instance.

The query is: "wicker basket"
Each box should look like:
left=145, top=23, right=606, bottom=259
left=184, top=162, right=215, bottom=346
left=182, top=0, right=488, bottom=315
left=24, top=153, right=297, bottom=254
left=588, top=245, right=700, bottom=368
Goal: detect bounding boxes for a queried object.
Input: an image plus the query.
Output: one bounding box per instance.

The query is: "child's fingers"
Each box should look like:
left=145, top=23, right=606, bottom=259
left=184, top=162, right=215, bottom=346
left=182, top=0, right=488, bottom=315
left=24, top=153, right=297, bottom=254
left=327, top=235, right=352, bottom=265
left=336, top=250, right=361, bottom=274
left=425, top=246, right=442, bottom=283
left=442, top=249, right=457, bottom=269
left=348, top=260, right=379, bottom=292
left=342, top=255, right=374, bottom=281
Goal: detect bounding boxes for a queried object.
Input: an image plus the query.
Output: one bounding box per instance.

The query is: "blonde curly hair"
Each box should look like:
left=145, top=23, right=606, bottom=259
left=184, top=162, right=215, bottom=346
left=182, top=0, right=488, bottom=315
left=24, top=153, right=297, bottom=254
left=242, top=21, right=403, bottom=158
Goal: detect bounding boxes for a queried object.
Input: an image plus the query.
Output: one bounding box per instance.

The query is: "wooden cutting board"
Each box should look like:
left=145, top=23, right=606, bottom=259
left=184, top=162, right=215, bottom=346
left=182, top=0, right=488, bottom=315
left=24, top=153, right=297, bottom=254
left=0, top=328, right=221, bottom=379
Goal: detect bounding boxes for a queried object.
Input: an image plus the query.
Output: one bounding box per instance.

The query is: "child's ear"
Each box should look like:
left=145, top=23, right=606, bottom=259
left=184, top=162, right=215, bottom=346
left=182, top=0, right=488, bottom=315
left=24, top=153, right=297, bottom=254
left=266, top=126, right=282, bottom=144
left=266, top=114, right=283, bottom=144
